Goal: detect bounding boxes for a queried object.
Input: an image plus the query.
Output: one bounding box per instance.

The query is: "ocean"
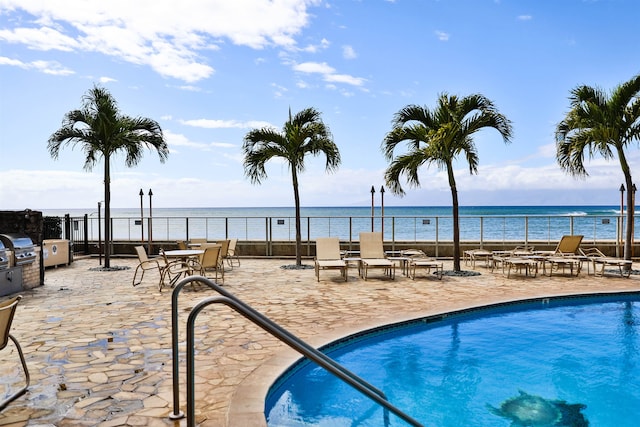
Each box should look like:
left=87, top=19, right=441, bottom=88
left=41, top=205, right=635, bottom=243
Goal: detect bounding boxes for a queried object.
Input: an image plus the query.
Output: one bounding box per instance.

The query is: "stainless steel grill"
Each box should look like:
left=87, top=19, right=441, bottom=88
left=0, top=240, right=8, bottom=270
left=0, top=233, right=36, bottom=266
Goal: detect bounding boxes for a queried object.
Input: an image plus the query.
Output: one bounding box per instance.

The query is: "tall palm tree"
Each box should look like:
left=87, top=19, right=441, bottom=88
left=556, top=73, right=640, bottom=265
left=243, top=107, right=341, bottom=266
left=382, top=93, right=513, bottom=271
left=48, top=85, right=168, bottom=268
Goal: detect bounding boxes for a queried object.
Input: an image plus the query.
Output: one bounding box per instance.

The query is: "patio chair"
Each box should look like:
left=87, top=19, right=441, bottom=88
left=226, top=238, right=240, bottom=268
left=218, top=239, right=230, bottom=270
left=132, top=245, right=162, bottom=287
left=159, top=249, right=196, bottom=292
left=580, top=247, right=632, bottom=278
left=314, top=237, right=348, bottom=282
left=199, top=244, right=225, bottom=284
left=0, top=295, right=30, bottom=411
left=359, top=232, right=395, bottom=280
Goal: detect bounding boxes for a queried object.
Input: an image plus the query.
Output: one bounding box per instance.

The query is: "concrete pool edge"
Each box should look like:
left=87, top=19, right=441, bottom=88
left=226, top=288, right=640, bottom=426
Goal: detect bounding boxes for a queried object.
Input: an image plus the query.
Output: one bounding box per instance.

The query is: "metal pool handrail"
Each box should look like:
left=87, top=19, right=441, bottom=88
left=169, top=275, right=388, bottom=419
left=187, top=295, right=424, bottom=427
left=170, top=275, right=423, bottom=427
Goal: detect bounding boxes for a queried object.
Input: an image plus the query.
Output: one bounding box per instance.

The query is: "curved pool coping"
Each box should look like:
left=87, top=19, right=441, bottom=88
left=226, top=289, right=640, bottom=426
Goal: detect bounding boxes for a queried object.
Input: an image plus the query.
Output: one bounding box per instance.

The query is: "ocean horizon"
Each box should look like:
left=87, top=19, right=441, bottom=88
left=42, top=204, right=625, bottom=218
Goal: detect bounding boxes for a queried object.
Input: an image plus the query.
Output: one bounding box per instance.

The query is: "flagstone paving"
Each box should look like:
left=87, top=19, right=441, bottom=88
left=0, top=256, right=638, bottom=426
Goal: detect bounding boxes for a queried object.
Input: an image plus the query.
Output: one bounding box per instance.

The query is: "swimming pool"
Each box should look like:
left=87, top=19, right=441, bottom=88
left=265, top=293, right=640, bottom=426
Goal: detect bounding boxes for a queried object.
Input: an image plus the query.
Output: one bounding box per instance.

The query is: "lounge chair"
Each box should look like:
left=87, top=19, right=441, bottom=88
left=314, top=237, right=348, bottom=282
left=359, top=232, right=395, bottom=280
left=132, top=245, right=162, bottom=287
left=542, top=235, right=583, bottom=276
left=580, top=247, right=632, bottom=278
left=536, top=235, right=583, bottom=256
left=463, top=249, right=493, bottom=268
left=405, top=249, right=443, bottom=280
left=0, top=295, right=30, bottom=410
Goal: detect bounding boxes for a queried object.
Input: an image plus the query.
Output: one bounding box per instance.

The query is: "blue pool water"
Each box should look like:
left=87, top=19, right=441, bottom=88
left=265, top=294, right=640, bottom=426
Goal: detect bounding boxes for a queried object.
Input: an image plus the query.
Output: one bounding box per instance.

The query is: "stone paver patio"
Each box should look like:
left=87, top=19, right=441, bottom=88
left=0, top=256, right=638, bottom=426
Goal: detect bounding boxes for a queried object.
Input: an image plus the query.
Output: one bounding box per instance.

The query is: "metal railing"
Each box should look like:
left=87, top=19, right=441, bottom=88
left=68, top=214, right=639, bottom=242
left=60, top=213, right=638, bottom=253
left=170, top=275, right=423, bottom=427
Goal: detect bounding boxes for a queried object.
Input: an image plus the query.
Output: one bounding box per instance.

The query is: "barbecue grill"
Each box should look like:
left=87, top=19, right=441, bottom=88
left=0, top=240, right=8, bottom=270
left=0, top=233, right=36, bottom=266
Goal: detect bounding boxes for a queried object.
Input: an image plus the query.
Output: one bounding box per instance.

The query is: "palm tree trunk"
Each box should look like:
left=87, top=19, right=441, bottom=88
left=447, top=164, right=461, bottom=271
left=619, top=149, right=634, bottom=267
left=104, top=156, right=111, bottom=268
left=292, top=168, right=302, bottom=266
left=624, top=174, right=634, bottom=264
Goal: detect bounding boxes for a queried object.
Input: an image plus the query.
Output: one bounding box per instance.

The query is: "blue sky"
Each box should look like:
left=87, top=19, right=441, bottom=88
left=1, top=0, right=639, bottom=210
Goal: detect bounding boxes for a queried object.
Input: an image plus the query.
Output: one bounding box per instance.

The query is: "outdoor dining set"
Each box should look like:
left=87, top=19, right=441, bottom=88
left=132, top=238, right=240, bottom=291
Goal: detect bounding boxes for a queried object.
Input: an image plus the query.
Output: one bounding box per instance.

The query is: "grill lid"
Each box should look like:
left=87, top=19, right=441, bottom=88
left=0, top=233, right=35, bottom=249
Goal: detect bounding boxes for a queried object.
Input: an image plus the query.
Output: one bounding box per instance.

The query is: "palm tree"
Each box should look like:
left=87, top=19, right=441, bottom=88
left=48, top=85, right=168, bottom=268
left=382, top=93, right=513, bottom=271
left=243, top=107, right=341, bottom=266
left=556, top=73, right=640, bottom=265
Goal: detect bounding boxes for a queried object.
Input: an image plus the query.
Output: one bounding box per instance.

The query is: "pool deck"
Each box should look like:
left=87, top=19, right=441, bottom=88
left=0, top=256, right=639, bottom=426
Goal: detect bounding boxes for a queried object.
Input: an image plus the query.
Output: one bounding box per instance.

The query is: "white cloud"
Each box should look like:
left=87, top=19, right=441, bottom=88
left=98, top=76, right=116, bottom=83
left=0, top=0, right=323, bottom=82
left=342, top=45, right=357, bottom=59
left=0, top=56, right=74, bottom=75
left=323, top=73, right=366, bottom=86
left=179, top=119, right=274, bottom=129
left=164, top=130, right=236, bottom=153
left=518, top=15, right=533, bottom=21
left=299, top=37, right=330, bottom=53
left=293, top=61, right=366, bottom=87
left=293, top=61, right=336, bottom=74
left=435, top=30, right=450, bottom=41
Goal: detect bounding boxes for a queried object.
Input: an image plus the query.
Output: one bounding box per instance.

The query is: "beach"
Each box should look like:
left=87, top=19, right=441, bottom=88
left=0, top=256, right=638, bottom=426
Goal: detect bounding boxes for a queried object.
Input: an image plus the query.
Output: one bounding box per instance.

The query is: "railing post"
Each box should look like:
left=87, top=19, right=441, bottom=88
left=391, top=217, right=396, bottom=251
left=435, top=217, right=439, bottom=258
left=83, top=213, right=89, bottom=254
left=307, top=217, right=311, bottom=257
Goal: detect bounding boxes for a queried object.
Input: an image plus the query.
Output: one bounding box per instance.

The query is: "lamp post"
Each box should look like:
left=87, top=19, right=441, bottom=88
left=148, top=189, right=153, bottom=254
left=370, top=186, right=375, bottom=232
left=380, top=186, right=385, bottom=238
left=633, top=184, right=637, bottom=256
left=620, top=184, right=625, bottom=257
left=139, top=189, right=144, bottom=244
left=98, top=201, right=102, bottom=266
